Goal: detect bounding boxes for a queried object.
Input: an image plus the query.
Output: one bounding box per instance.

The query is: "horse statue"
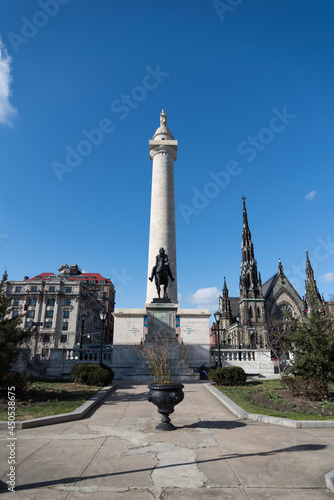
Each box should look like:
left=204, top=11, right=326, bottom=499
left=149, top=247, right=175, bottom=299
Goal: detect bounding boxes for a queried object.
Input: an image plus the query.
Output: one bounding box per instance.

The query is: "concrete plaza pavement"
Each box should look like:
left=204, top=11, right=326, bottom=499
left=0, top=381, right=333, bottom=499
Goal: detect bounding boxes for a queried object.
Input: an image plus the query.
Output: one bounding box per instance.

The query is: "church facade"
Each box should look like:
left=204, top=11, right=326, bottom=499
left=211, top=197, right=327, bottom=349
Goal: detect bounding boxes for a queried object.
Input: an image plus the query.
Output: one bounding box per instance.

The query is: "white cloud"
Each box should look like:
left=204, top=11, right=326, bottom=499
left=0, top=38, right=17, bottom=126
left=322, top=272, right=334, bottom=282
left=305, top=190, right=317, bottom=201
left=188, top=287, right=220, bottom=311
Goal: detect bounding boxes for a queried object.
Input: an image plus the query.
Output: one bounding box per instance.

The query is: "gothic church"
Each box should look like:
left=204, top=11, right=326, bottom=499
left=214, top=197, right=324, bottom=348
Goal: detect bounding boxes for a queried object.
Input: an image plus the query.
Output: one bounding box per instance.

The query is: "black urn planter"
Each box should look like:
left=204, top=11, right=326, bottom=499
left=147, top=382, right=184, bottom=431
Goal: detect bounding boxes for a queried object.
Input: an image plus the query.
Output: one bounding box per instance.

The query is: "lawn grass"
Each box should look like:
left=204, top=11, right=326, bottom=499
left=217, top=379, right=334, bottom=421
left=0, top=379, right=103, bottom=421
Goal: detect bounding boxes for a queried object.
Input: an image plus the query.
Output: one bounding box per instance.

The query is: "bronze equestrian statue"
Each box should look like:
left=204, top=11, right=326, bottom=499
left=149, top=247, right=175, bottom=299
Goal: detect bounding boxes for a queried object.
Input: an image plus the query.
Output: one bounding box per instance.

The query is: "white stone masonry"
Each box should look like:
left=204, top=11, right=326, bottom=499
left=146, top=111, right=178, bottom=303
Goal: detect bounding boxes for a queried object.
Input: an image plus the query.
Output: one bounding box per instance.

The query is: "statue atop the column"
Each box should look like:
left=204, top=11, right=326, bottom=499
left=160, top=109, right=167, bottom=127
left=149, top=247, right=175, bottom=299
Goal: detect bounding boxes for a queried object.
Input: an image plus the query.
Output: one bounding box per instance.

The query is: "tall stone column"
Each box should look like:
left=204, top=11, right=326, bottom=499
left=146, top=110, right=178, bottom=304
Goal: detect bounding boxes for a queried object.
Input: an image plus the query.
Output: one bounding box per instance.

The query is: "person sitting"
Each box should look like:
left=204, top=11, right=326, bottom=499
left=211, top=361, right=218, bottom=371
left=199, top=363, right=209, bottom=379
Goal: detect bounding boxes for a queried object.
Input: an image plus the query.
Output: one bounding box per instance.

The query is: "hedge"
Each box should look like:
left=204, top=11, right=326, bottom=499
left=71, top=363, right=114, bottom=386
left=208, top=366, right=246, bottom=386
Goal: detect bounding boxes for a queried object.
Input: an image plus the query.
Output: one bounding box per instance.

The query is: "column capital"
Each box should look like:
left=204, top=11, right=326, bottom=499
left=149, top=140, right=178, bottom=161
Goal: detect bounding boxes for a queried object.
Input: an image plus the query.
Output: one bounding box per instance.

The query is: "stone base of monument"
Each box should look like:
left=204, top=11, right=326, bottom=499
left=112, top=344, right=202, bottom=381
left=112, top=306, right=212, bottom=380
left=145, top=301, right=178, bottom=342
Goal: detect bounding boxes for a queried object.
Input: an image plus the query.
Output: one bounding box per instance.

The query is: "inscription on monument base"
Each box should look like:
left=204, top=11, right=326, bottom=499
left=145, top=303, right=178, bottom=342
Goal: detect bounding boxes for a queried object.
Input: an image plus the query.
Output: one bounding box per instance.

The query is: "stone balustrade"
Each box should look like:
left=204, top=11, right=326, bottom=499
left=44, top=348, right=113, bottom=377
left=211, top=348, right=257, bottom=362
left=65, top=348, right=112, bottom=363
left=210, top=348, right=277, bottom=378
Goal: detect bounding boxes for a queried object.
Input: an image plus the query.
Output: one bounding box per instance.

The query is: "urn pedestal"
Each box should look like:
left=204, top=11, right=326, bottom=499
left=147, top=383, right=184, bottom=430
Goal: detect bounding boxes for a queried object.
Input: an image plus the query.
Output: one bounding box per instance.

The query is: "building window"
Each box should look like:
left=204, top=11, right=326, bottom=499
left=43, top=334, right=50, bottom=343
left=15, top=286, right=22, bottom=293
left=64, top=299, right=71, bottom=306
left=47, top=298, right=55, bottom=306
left=62, top=322, right=68, bottom=331
left=49, top=286, right=55, bottom=292
left=99, top=280, right=105, bottom=285
left=44, top=322, right=52, bottom=328
left=46, top=310, right=53, bottom=318
left=29, top=298, right=37, bottom=306
left=65, top=287, right=72, bottom=293
left=13, top=299, right=20, bottom=306
left=63, top=310, right=70, bottom=319
left=31, top=286, right=37, bottom=292
left=12, top=310, right=19, bottom=318
left=41, top=347, right=49, bottom=358
left=26, top=321, right=33, bottom=328
left=60, top=334, right=67, bottom=343
left=27, top=310, right=35, bottom=318
left=278, top=304, right=293, bottom=320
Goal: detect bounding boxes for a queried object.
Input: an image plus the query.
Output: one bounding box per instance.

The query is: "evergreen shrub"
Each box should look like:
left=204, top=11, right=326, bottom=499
left=1, top=372, right=28, bottom=393
left=71, top=363, right=114, bottom=386
left=209, top=366, right=246, bottom=386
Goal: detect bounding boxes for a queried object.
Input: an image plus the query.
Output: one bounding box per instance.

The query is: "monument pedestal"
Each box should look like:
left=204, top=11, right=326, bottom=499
left=145, top=301, right=178, bottom=343
left=112, top=305, right=211, bottom=380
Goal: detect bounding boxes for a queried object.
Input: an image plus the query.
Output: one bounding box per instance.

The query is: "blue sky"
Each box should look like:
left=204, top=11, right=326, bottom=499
left=1, top=0, right=334, bottom=314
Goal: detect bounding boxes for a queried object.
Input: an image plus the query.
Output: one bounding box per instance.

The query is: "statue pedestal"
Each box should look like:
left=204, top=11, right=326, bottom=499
left=145, top=302, right=179, bottom=343
left=112, top=305, right=211, bottom=380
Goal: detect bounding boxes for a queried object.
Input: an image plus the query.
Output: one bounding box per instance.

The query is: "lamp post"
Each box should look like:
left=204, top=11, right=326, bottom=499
left=214, top=310, right=222, bottom=368
left=99, top=310, right=107, bottom=367
left=80, top=313, right=86, bottom=360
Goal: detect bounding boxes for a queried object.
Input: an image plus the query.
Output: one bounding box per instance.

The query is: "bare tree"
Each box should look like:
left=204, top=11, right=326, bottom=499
left=262, top=317, right=293, bottom=377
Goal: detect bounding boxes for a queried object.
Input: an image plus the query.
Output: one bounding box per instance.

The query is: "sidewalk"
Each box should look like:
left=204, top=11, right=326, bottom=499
left=1, top=381, right=333, bottom=499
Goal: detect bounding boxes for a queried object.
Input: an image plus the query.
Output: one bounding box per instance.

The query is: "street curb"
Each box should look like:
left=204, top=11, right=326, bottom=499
left=204, top=383, right=334, bottom=428
left=325, top=469, right=334, bottom=493
left=0, top=382, right=118, bottom=431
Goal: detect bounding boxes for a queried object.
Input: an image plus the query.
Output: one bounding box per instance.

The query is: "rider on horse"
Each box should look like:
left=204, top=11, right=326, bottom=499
left=149, top=247, right=175, bottom=298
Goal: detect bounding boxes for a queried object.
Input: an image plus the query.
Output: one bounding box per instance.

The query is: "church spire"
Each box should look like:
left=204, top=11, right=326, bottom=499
left=219, top=277, right=232, bottom=326
left=222, top=276, right=228, bottom=299
left=238, top=197, right=265, bottom=348
left=305, top=250, right=314, bottom=281
left=240, top=197, right=262, bottom=300
left=242, top=196, right=254, bottom=255
left=305, top=250, right=322, bottom=310
left=242, top=195, right=248, bottom=228
left=241, top=196, right=255, bottom=262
